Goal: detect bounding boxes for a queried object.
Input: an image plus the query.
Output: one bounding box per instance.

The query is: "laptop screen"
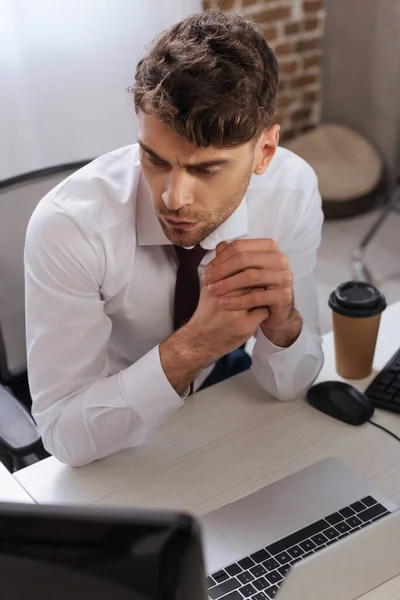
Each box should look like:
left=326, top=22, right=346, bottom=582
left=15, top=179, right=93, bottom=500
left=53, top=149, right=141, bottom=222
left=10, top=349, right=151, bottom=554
left=0, top=503, right=207, bottom=600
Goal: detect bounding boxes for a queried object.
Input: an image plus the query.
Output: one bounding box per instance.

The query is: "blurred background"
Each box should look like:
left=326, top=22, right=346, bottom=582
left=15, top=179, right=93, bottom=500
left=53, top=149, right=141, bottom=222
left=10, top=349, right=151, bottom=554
left=0, top=0, right=399, bottom=409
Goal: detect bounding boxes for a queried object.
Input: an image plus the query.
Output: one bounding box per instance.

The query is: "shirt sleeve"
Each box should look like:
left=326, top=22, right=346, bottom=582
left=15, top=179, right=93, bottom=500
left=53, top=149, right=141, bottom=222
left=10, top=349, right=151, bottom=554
left=25, top=202, right=183, bottom=467
left=251, top=175, right=324, bottom=401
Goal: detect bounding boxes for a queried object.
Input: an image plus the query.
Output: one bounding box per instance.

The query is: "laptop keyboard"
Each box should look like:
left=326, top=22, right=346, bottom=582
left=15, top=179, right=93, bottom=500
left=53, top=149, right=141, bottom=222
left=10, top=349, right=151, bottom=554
left=207, top=496, right=390, bottom=600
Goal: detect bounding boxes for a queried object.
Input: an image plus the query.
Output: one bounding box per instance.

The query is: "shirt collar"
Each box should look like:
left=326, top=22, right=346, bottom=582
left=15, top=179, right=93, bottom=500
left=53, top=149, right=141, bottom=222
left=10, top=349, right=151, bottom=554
left=136, top=172, right=248, bottom=250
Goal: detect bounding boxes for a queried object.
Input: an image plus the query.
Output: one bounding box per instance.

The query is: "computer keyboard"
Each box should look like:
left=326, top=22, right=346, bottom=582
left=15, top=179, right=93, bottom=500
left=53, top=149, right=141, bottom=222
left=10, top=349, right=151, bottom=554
left=207, top=496, right=390, bottom=600
left=365, top=347, right=400, bottom=413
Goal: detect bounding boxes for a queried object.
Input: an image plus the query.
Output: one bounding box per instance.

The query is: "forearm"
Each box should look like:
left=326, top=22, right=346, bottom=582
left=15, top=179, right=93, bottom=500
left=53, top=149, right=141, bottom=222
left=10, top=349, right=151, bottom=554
left=32, top=346, right=184, bottom=467
left=252, top=324, right=324, bottom=402
left=159, top=325, right=217, bottom=395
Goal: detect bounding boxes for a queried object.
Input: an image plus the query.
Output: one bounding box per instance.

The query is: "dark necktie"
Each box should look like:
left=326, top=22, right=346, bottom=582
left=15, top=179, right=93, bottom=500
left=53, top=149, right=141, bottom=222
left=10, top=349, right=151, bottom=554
left=173, top=245, right=207, bottom=331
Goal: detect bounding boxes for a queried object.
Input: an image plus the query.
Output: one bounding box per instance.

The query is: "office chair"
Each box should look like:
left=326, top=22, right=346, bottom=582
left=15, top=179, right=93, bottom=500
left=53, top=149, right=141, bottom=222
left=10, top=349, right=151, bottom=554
left=351, top=176, right=400, bottom=282
left=0, top=160, right=92, bottom=470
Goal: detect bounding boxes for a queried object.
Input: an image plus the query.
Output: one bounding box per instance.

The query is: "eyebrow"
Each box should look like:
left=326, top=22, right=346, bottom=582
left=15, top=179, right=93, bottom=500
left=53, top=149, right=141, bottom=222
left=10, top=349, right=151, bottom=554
left=138, top=141, right=232, bottom=169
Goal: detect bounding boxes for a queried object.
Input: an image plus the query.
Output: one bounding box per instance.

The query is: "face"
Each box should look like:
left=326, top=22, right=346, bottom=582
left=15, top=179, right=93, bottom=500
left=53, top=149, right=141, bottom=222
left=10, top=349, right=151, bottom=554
left=138, top=112, right=280, bottom=247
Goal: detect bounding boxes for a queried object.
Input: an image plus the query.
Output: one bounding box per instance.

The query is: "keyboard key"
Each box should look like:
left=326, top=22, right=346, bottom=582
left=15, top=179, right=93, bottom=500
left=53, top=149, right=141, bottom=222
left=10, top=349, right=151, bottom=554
left=372, top=512, right=390, bottom=522
left=208, top=578, right=241, bottom=599
left=359, top=503, right=386, bottom=522
left=338, top=532, right=350, bottom=540
left=225, top=563, right=242, bottom=577
left=207, top=576, right=215, bottom=588
left=299, top=539, right=316, bottom=552
left=290, top=557, right=302, bottom=565
left=335, top=521, right=351, bottom=534
left=370, top=390, right=393, bottom=402
left=265, top=570, right=282, bottom=585
left=254, top=577, right=270, bottom=591
left=254, top=593, right=269, bottom=600
left=278, top=564, right=291, bottom=577
left=212, top=570, right=229, bottom=583
left=339, top=506, right=355, bottom=519
left=311, top=533, right=328, bottom=546
left=250, top=565, right=267, bottom=578
left=262, top=558, right=280, bottom=572
left=361, top=496, right=378, bottom=507
left=251, top=549, right=270, bottom=563
left=265, top=586, right=279, bottom=598
left=350, top=501, right=366, bottom=513
left=381, top=373, right=396, bottom=386
left=237, top=571, right=255, bottom=585
left=287, top=545, right=304, bottom=559
left=240, top=583, right=257, bottom=597
left=213, top=592, right=242, bottom=600
left=324, top=527, right=339, bottom=540
left=266, top=519, right=329, bottom=555
left=347, top=516, right=362, bottom=528
left=325, top=512, right=344, bottom=526
left=326, top=539, right=337, bottom=546
left=388, top=386, right=399, bottom=395
left=303, top=551, right=314, bottom=558
left=374, top=381, right=389, bottom=390
left=238, top=557, right=255, bottom=570
left=276, top=552, right=291, bottom=565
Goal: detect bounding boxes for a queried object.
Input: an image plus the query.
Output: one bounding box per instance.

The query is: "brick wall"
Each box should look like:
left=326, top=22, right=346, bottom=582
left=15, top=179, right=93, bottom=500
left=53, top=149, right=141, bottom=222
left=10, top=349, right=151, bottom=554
left=203, top=0, right=325, bottom=141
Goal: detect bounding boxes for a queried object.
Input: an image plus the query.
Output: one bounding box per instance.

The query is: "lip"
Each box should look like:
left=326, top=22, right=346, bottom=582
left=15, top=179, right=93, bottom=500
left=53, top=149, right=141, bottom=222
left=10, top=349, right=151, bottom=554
left=164, top=218, right=199, bottom=230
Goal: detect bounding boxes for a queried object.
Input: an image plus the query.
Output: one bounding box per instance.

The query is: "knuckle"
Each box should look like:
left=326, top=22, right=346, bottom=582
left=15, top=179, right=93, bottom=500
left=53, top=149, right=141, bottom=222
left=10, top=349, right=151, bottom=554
left=283, top=270, right=293, bottom=285
left=230, top=239, right=242, bottom=253
left=268, top=239, right=279, bottom=252
left=279, top=253, right=289, bottom=269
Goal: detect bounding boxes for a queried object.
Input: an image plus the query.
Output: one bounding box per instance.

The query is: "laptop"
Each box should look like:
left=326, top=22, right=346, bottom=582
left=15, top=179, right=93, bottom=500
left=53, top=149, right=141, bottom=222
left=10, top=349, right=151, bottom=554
left=201, top=457, right=398, bottom=600
left=1, top=458, right=399, bottom=599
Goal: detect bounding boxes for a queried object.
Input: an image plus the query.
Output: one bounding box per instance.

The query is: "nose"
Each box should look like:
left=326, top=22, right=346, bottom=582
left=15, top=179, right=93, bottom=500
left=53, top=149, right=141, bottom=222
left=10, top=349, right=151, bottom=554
left=162, top=171, right=194, bottom=210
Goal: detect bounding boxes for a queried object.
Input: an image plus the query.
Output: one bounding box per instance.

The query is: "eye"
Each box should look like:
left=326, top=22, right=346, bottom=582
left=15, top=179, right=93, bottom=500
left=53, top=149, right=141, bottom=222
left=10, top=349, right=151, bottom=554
left=143, top=151, right=169, bottom=169
left=191, top=166, right=219, bottom=177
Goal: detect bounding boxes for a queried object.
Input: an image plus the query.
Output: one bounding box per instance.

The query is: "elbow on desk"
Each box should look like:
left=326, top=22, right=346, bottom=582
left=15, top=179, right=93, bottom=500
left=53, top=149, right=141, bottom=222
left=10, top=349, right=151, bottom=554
left=40, top=428, right=98, bottom=468
left=35, top=412, right=106, bottom=468
left=252, top=352, right=324, bottom=403
left=36, top=407, right=151, bottom=468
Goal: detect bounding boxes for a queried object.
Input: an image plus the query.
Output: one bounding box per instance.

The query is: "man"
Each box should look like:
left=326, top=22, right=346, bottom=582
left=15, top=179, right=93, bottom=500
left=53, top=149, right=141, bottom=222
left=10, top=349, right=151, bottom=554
left=25, top=10, right=324, bottom=467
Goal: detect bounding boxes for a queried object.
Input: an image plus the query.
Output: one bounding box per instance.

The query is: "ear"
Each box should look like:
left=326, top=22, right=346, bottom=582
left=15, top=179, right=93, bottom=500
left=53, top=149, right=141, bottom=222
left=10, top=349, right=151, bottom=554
left=253, top=124, right=280, bottom=176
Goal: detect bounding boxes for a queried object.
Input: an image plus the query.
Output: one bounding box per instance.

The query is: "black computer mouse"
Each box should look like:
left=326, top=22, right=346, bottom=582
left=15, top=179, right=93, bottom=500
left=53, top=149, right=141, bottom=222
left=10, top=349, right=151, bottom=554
left=306, top=381, right=374, bottom=426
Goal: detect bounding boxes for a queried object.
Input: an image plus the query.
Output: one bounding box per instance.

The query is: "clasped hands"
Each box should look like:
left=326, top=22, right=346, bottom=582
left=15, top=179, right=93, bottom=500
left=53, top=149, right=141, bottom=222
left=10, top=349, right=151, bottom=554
left=201, top=239, right=302, bottom=348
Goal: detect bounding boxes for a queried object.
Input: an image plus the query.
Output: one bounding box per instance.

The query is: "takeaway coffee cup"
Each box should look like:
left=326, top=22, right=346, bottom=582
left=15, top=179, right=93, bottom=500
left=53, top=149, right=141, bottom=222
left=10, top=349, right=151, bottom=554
left=328, top=281, right=387, bottom=379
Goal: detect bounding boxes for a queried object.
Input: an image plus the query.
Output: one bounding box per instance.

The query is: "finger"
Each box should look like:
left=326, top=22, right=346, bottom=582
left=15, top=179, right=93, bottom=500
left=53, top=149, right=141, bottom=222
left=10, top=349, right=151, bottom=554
left=247, top=306, right=271, bottom=327
left=202, top=252, right=289, bottom=284
left=218, top=287, right=293, bottom=311
left=215, top=241, right=229, bottom=257
left=206, top=268, right=291, bottom=296
left=206, top=238, right=280, bottom=269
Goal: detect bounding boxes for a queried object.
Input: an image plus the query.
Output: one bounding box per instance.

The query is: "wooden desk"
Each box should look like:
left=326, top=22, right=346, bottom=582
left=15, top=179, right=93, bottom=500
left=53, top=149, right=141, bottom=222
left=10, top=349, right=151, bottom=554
left=0, top=463, right=33, bottom=503
left=14, top=302, right=400, bottom=598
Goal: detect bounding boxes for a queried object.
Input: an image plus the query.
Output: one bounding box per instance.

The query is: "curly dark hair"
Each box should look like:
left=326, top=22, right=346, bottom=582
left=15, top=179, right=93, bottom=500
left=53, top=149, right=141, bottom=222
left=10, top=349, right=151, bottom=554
left=130, top=9, right=279, bottom=148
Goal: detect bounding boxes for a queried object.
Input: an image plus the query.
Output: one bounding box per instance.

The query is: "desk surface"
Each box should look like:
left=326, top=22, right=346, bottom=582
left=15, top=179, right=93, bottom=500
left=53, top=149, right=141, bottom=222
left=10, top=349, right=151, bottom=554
left=14, top=302, right=400, bottom=599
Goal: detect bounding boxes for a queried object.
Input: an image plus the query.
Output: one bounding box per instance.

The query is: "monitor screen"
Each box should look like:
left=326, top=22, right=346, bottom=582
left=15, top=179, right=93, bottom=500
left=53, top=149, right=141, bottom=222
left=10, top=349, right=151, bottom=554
left=0, top=503, right=207, bottom=600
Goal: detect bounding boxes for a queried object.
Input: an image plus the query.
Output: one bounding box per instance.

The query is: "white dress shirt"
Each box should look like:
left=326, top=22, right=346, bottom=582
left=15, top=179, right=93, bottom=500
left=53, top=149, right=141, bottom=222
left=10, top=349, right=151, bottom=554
left=25, top=144, right=324, bottom=467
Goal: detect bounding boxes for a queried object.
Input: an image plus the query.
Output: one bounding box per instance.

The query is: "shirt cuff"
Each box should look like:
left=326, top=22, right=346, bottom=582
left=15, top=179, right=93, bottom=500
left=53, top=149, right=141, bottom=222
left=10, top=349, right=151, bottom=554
left=255, top=324, right=313, bottom=372
left=118, top=345, right=184, bottom=426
